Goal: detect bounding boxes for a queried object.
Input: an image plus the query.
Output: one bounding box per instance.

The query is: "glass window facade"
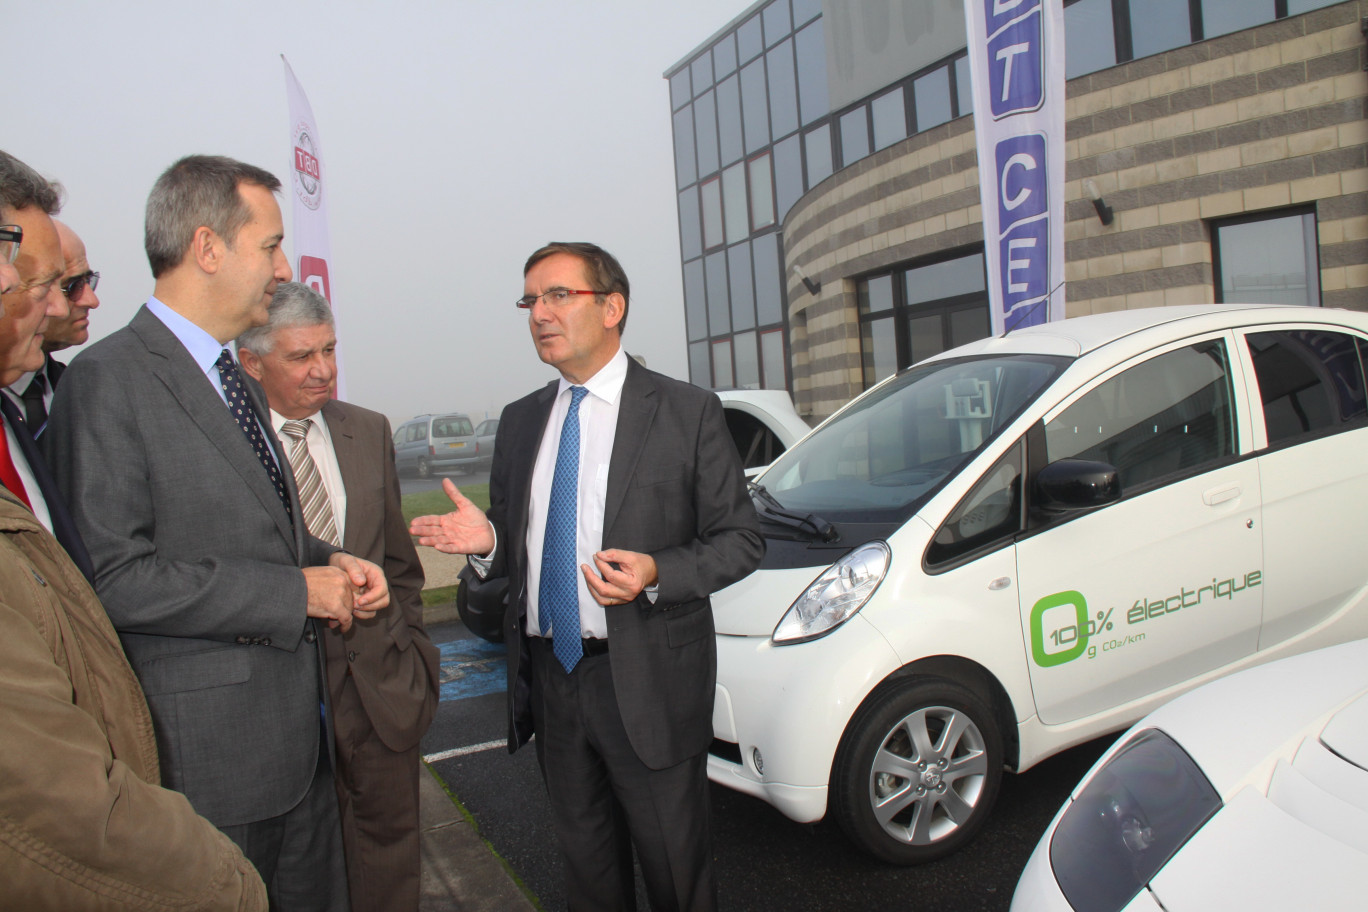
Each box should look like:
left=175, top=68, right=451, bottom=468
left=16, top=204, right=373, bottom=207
left=1064, top=0, right=1117, bottom=79
left=1130, top=0, right=1192, bottom=60
left=913, top=66, right=953, bottom=133
left=1214, top=210, right=1321, bottom=307
left=669, top=0, right=1326, bottom=398
left=1201, top=0, right=1276, bottom=40
left=839, top=106, right=870, bottom=167
left=666, top=5, right=829, bottom=391
left=858, top=251, right=992, bottom=389
left=871, top=87, right=907, bottom=152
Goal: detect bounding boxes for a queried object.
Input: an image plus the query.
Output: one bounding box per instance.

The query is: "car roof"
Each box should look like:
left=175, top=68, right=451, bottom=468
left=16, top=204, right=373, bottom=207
left=922, top=304, right=1368, bottom=363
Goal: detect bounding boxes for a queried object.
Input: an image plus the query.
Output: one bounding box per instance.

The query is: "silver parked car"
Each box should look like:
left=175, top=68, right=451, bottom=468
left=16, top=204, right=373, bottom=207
left=392, top=412, right=481, bottom=478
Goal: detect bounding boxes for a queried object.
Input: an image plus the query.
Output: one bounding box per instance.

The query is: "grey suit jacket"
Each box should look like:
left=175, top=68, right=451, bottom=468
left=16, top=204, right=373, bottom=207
left=493, top=357, right=763, bottom=770
left=45, top=305, right=337, bottom=828
left=320, top=400, right=439, bottom=752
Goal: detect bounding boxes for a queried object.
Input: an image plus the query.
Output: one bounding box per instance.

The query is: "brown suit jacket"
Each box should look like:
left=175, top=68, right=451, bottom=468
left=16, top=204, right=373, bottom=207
left=320, top=400, right=438, bottom=751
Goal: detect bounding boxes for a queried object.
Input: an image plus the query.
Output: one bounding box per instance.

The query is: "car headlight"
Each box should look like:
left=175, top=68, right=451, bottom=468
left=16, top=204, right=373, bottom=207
left=771, top=541, right=890, bottom=644
left=1049, top=728, right=1221, bottom=912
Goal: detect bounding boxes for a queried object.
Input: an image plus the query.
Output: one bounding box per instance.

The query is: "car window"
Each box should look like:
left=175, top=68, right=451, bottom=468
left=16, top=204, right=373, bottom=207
left=477, top=420, right=498, bottom=435
left=1246, top=329, right=1367, bottom=446
left=393, top=428, right=405, bottom=446
left=725, top=409, right=785, bottom=469
left=413, top=424, right=428, bottom=443
left=762, top=354, right=1064, bottom=523
left=433, top=417, right=473, bottom=438
left=926, top=439, right=1024, bottom=567
left=1044, top=340, right=1234, bottom=493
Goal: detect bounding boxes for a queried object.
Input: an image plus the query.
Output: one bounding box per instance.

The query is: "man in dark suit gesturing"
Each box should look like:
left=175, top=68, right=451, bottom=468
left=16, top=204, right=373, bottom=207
left=239, top=282, right=439, bottom=912
left=412, top=242, right=762, bottom=911
left=46, top=155, right=389, bottom=911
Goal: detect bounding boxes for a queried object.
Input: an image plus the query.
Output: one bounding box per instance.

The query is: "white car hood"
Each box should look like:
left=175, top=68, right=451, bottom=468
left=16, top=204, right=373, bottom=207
left=1147, top=687, right=1368, bottom=911
left=710, top=565, right=826, bottom=637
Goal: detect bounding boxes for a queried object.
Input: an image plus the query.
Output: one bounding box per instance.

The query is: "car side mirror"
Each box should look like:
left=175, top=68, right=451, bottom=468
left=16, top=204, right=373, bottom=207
left=1034, top=459, right=1121, bottom=513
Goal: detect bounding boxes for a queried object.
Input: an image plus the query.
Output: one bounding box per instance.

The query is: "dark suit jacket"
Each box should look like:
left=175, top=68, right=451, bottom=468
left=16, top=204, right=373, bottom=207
left=45, top=352, right=67, bottom=388
left=320, top=399, right=438, bottom=751
left=45, top=305, right=338, bottom=828
left=491, top=357, right=763, bottom=770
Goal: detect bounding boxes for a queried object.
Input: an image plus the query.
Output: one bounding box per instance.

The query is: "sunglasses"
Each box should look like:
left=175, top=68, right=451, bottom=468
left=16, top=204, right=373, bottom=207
left=62, top=270, right=100, bottom=300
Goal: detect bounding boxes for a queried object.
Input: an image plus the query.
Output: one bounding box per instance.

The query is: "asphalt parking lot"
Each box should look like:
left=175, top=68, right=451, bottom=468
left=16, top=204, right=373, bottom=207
left=418, top=617, right=1116, bottom=911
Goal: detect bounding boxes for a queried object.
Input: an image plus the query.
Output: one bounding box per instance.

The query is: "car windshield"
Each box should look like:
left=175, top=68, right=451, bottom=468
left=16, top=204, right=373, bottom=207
left=759, top=354, right=1067, bottom=523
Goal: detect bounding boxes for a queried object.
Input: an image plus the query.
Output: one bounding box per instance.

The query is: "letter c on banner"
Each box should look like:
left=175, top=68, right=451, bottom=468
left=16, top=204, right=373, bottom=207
left=1001, top=152, right=1037, bottom=210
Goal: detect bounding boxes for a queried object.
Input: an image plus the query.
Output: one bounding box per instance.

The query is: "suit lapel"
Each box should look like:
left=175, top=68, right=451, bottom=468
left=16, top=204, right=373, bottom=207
left=508, top=382, right=557, bottom=576
left=604, top=361, right=657, bottom=536
left=131, top=308, right=297, bottom=550
left=321, top=401, right=360, bottom=553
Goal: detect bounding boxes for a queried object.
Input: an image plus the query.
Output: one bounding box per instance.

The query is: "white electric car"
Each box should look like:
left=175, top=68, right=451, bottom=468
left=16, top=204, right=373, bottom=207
left=1012, top=637, right=1368, bottom=912
left=709, top=304, right=1368, bottom=864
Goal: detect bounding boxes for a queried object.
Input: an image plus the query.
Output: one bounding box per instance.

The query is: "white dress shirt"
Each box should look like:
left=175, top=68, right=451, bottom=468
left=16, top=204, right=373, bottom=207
left=4, top=364, right=54, bottom=420
left=269, top=408, right=347, bottom=544
left=522, top=347, right=629, bottom=640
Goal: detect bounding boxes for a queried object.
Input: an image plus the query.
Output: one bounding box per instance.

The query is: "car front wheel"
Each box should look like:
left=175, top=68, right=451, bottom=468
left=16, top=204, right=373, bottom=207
left=832, top=678, right=1003, bottom=865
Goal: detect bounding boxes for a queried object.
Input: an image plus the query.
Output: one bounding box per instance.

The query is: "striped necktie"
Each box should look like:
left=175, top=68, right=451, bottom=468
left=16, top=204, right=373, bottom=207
left=279, top=418, right=340, bottom=547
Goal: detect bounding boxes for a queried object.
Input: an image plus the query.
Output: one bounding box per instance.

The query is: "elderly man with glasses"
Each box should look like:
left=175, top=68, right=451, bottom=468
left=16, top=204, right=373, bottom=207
left=0, top=150, right=92, bottom=580
left=4, top=218, right=100, bottom=436
left=0, top=148, right=268, bottom=909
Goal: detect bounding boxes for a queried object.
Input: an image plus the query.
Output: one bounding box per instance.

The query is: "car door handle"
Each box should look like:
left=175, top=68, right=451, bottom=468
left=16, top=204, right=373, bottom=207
left=1202, top=484, right=1241, bottom=506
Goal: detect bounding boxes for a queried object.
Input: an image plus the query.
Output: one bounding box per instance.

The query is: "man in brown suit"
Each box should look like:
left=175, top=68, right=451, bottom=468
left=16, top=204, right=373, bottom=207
left=239, top=282, right=439, bottom=912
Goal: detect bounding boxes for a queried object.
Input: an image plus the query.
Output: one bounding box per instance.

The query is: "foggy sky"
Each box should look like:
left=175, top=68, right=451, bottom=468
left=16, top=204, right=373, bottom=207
left=6, top=0, right=748, bottom=427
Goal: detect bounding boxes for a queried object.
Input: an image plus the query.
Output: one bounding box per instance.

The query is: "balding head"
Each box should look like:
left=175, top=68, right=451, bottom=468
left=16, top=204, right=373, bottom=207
left=44, top=219, right=100, bottom=352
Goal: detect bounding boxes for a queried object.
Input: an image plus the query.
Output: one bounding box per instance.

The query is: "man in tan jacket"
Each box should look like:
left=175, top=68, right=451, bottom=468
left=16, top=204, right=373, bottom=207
left=0, top=149, right=265, bottom=910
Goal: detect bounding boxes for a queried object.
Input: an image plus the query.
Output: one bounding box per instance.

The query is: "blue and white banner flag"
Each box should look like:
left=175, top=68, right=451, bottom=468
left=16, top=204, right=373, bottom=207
left=964, top=0, right=1067, bottom=334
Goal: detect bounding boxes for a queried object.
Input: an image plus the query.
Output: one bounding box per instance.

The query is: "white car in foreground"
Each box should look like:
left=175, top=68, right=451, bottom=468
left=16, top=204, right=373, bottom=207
left=1012, top=638, right=1368, bottom=912
left=708, top=304, right=1368, bottom=864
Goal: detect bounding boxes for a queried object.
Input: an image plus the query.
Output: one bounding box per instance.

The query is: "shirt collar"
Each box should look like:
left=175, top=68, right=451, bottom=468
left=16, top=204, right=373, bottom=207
left=559, top=346, right=629, bottom=407
left=146, top=296, right=231, bottom=374
left=268, top=406, right=324, bottom=436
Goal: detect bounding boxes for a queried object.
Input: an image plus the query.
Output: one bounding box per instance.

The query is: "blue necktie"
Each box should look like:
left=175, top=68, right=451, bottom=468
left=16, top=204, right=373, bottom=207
left=215, top=350, right=292, bottom=522
left=540, top=386, right=589, bottom=673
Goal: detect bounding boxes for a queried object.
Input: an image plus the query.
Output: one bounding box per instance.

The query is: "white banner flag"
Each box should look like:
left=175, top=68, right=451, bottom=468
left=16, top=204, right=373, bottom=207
left=282, top=55, right=346, bottom=398
left=964, top=0, right=1067, bottom=334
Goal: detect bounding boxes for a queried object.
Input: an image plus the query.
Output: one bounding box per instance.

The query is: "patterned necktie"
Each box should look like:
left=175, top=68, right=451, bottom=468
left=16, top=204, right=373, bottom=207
left=21, top=372, right=47, bottom=434
left=540, top=385, right=589, bottom=673
left=279, top=419, right=340, bottom=547
left=215, top=350, right=292, bottom=521
left=0, top=417, right=33, bottom=510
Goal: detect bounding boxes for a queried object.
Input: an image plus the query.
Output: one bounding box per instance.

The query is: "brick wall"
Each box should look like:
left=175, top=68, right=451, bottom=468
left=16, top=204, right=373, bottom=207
left=784, top=0, right=1366, bottom=421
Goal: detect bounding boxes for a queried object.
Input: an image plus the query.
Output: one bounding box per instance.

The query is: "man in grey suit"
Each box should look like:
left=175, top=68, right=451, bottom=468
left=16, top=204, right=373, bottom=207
left=239, top=282, right=439, bottom=912
left=412, top=242, right=763, bottom=911
left=46, top=155, right=389, bottom=911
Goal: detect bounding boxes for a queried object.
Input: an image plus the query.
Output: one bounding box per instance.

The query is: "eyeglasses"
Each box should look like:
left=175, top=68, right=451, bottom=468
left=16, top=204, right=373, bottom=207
left=0, top=225, right=21, bottom=265
left=515, top=288, right=603, bottom=309
left=62, top=270, right=100, bottom=300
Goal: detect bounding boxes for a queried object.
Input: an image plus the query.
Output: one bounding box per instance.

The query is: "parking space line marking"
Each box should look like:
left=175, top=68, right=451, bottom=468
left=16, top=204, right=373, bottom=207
left=424, top=740, right=507, bottom=763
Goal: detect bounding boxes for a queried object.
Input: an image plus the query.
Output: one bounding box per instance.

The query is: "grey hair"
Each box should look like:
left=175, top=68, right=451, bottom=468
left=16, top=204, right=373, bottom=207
left=0, top=149, right=63, bottom=216
left=144, top=155, right=281, bottom=278
left=237, top=282, right=335, bottom=356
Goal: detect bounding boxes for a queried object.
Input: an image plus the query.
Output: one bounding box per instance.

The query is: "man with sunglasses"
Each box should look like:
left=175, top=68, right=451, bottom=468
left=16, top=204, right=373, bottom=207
left=4, top=219, right=100, bottom=436
left=0, top=223, right=19, bottom=295
left=0, top=149, right=266, bottom=908
left=0, top=150, right=92, bottom=580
